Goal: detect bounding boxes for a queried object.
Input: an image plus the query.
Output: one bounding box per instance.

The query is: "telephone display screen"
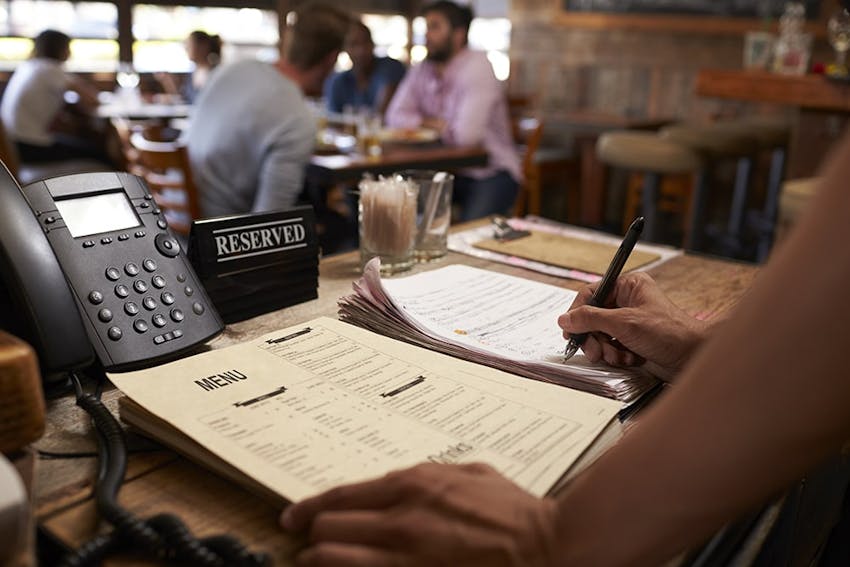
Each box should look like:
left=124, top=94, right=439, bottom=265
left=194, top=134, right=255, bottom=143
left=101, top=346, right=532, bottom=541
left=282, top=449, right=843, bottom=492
left=55, top=192, right=141, bottom=238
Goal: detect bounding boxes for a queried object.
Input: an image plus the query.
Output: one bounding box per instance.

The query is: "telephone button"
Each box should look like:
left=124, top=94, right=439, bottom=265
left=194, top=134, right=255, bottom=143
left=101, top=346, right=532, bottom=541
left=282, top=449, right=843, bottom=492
left=173, top=329, right=183, bottom=339
left=83, top=240, right=95, bottom=248
left=163, top=331, right=174, bottom=341
left=154, top=335, right=166, bottom=345
left=153, top=208, right=162, bottom=215
left=170, top=308, right=184, bottom=323
left=105, top=267, right=121, bottom=281
left=183, top=285, right=194, bottom=297
left=134, top=231, right=146, bottom=238
left=133, top=320, right=149, bottom=333
left=124, top=301, right=140, bottom=316
left=161, top=291, right=175, bottom=305
left=142, top=297, right=157, bottom=311
left=176, top=273, right=187, bottom=283
left=152, top=314, right=167, bottom=328
left=101, top=237, right=113, bottom=245
left=157, top=219, right=167, bottom=230
left=125, top=262, right=140, bottom=276
left=143, top=258, right=157, bottom=272
left=151, top=275, right=166, bottom=289
left=139, top=202, right=150, bottom=209
left=98, top=309, right=113, bottom=323
left=88, top=290, right=104, bottom=305
left=155, top=234, right=180, bottom=258
left=118, top=234, right=130, bottom=241
left=107, top=327, right=123, bottom=341
left=144, top=194, right=153, bottom=201
left=192, top=302, right=205, bottom=315
left=115, top=284, right=130, bottom=298
left=133, top=280, right=148, bottom=294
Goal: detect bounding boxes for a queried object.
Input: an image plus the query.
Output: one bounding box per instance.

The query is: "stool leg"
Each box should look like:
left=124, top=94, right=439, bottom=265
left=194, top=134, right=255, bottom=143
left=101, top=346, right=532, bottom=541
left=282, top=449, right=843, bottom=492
left=756, top=147, right=787, bottom=262
left=641, top=172, right=660, bottom=242
left=685, top=171, right=709, bottom=251
left=725, top=156, right=753, bottom=255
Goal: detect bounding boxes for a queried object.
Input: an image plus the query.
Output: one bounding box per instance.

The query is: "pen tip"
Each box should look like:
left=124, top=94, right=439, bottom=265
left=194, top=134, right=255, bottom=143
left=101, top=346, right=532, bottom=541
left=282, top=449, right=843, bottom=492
left=563, top=342, right=579, bottom=362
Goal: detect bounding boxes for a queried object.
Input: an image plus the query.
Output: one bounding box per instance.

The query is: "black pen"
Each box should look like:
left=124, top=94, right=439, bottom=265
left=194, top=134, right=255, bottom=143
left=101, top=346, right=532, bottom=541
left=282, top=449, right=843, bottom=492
left=563, top=216, right=645, bottom=362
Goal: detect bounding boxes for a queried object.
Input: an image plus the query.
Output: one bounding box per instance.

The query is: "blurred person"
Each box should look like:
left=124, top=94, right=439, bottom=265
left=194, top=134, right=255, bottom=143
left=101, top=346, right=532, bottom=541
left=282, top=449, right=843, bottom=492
left=156, top=30, right=222, bottom=103
left=187, top=3, right=349, bottom=219
left=281, top=125, right=850, bottom=565
left=1, top=29, right=108, bottom=165
left=385, top=1, right=520, bottom=221
left=323, top=21, right=406, bottom=116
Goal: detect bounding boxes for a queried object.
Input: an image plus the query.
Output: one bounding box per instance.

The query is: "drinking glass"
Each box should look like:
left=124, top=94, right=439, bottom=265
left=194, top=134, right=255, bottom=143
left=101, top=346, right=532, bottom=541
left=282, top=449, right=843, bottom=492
left=828, top=9, right=850, bottom=73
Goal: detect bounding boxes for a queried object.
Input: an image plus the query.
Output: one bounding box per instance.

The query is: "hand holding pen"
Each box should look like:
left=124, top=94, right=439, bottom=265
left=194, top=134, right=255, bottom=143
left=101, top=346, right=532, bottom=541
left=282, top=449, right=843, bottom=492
left=562, top=217, right=645, bottom=362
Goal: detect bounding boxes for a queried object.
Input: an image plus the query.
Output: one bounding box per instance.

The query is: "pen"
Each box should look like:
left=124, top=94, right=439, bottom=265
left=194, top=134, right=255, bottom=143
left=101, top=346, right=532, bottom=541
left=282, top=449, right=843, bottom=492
left=563, top=216, right=645, bottom=362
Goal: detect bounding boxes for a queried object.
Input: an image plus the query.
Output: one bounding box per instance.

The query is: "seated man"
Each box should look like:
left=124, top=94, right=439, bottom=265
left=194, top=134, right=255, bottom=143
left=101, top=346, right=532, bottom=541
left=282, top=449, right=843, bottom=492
left=187, top=4, right=349, bottom=218
left=1, top=29, right=105, bottom=164
left=385, top=1, right=520, bottom=221
left=324, top=21, right=406, bottom=116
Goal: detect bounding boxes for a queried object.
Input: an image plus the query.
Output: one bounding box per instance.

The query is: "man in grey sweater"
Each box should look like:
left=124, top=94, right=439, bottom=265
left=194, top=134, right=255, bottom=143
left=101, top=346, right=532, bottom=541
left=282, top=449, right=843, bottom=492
left=187, top=4, right=349, bottom=218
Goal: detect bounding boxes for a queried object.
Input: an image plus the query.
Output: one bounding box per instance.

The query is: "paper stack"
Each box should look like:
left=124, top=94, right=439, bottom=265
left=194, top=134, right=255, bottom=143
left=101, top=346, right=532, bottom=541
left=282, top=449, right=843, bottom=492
left=338, top=259, right=657, bottom=402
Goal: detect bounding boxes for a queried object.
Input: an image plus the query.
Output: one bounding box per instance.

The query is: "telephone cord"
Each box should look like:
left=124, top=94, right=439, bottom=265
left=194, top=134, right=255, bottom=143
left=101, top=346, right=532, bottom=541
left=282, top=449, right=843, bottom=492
left=57, top=372, right=270, bottom=567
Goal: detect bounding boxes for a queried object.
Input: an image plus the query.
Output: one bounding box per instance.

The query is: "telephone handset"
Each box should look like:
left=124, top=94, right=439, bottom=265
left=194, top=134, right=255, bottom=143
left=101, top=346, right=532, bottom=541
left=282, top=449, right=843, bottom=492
left=0, top=163, right=223, bottom=383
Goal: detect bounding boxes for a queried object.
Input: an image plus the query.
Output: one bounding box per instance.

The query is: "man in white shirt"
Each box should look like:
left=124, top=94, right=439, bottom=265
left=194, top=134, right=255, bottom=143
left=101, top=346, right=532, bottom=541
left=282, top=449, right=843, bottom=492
left=1, top=29, right=104, bottom=164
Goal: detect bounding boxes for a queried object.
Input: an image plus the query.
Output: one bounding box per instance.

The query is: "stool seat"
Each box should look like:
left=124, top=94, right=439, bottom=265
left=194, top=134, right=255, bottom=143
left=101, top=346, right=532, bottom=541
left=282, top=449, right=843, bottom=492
left=597, top=131, right=702, bottom=174
left=723, top=118, right=790, bottom=150
left=660, top=123, right=758, bottom=157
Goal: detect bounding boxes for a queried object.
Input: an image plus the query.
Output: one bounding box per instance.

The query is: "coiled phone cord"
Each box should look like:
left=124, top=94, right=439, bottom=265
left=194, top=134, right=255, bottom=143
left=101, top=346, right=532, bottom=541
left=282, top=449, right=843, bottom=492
left=58, top=372, right=271, bottom=567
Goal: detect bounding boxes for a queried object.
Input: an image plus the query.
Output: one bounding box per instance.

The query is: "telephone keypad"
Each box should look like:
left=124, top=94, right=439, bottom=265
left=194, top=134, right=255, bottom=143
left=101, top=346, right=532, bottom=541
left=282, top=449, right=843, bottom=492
left=115, top=284, right=130, bottom=298
left=161, top=291, right=175, bottom=305
left=143, top=258, right=157, bottom=272
left=152, top=314, right=167, bottom=328
left=133, top=280, right=148, bottom=294
left=107, top=327, right=123, bottom=341
left=152, top=275, right=166, bottom=289
left=88, top=290, right=104, bottom=305
left=98, top=309, right=113, bottom=323
left=124, top=302, right=139, bottom=316
left=142, top=297, right=157, bottom=311
left=124, top=262, right=139, bottom=276
left=105, top=267, right=121, bottom=281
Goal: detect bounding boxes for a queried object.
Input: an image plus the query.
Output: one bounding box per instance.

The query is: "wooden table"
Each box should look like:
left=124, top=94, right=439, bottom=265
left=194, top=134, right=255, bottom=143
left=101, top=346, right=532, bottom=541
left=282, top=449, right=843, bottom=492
left=695, top=69, right=850, bottom=179
left=306, top=144, right=489, bottom=185
left=556, top=111, right=674, bottom=228
left=32, top=227, right=758, bottom=565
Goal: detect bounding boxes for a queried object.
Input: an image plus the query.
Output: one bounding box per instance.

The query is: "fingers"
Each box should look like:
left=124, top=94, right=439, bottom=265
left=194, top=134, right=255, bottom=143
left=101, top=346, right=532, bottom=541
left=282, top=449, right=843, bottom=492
left=309, top=510, right=396, bottom=546
left=296, top=542, right=404, bottom=567
left=560, top=305, right=630, bottom=340
left=282, top=475, right=404, bottom=533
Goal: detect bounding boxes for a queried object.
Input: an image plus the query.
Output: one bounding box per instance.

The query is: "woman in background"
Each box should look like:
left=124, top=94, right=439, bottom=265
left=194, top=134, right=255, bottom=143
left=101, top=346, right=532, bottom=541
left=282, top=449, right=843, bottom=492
left=157, top=30, right=222, bottom=103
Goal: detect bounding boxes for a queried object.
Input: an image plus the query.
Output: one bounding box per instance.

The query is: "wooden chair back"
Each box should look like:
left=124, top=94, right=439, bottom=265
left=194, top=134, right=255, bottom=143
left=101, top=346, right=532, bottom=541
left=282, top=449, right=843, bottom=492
left=129, top=131, right=200, bottom=235
left=512, top=116, right=544, bottom=217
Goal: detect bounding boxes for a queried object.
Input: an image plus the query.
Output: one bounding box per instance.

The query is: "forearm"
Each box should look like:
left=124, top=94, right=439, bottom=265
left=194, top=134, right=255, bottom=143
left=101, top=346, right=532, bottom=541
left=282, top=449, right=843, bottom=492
left=555, top=132, right=850, bottom=565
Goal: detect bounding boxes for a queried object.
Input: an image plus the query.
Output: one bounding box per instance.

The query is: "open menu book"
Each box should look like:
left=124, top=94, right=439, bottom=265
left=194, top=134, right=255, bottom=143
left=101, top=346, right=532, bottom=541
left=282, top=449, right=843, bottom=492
left=338, top=259, right=657, bottom=402
left=110, top=317, right=622, bottom=503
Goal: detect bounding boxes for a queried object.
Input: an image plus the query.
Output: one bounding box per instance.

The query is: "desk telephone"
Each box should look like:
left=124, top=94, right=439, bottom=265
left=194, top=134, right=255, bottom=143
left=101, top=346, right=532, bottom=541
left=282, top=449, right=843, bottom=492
left=0, top=163, right=223, bottom=382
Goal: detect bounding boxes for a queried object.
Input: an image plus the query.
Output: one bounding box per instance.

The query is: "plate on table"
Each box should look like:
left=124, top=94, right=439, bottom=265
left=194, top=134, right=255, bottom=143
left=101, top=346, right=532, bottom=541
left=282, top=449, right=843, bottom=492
left=378, top=127, right=440, bottom=144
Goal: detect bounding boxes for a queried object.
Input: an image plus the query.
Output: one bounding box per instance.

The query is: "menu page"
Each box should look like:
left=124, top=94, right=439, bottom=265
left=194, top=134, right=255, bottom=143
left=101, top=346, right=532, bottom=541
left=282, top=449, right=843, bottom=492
left=110, top=317, right=620, bottom=502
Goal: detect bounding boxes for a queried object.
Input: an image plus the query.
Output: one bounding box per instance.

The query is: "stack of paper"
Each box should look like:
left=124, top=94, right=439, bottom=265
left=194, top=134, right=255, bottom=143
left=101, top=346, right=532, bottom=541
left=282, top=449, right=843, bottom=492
left=338, top=259, right=657, bottom=402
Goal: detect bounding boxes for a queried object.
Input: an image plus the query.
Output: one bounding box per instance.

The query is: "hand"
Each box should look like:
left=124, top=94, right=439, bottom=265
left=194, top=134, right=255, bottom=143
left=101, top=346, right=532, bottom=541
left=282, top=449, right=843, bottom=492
left=558, top=272, right=711, bottom=381
left=281, top=462, right=561, bottom=567
left=420, top=117, right=446, bottom=134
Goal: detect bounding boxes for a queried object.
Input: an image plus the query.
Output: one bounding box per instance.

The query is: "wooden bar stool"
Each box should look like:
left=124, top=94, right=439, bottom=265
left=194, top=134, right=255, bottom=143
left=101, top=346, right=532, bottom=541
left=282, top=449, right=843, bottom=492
left=660, top=123, right=758, bottom=253
left=597, top=131, right=703, bottom=245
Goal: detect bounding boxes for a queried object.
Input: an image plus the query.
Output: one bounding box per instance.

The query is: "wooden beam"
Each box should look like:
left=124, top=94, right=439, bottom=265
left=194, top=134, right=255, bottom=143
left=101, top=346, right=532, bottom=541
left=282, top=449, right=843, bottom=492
left=116, top=0, right=133, bottom=64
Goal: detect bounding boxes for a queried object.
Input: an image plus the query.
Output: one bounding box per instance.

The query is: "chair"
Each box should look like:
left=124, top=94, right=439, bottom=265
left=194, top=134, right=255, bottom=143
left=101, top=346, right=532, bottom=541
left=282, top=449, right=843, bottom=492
left=596, top=131, right=704, bottom=247
left=512, top=116, right=545, bottom=216
left=129, top=132, right=200, bottom=235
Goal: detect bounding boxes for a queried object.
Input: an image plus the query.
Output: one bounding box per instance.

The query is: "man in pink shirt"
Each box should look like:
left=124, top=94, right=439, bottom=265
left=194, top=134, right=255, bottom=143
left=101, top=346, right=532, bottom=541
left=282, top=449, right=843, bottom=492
left=385, top=1, right=521, bottom=221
